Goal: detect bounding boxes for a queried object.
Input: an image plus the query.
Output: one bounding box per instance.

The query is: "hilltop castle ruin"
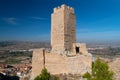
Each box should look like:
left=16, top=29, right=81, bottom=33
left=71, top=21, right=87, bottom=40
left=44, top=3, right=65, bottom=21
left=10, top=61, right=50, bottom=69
left=31, top=4, right=92, bottom=80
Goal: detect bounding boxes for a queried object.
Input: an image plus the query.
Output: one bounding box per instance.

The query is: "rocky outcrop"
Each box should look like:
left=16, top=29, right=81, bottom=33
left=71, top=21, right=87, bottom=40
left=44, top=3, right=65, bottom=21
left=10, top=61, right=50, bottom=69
left=109, top=58, right=120, bottom=80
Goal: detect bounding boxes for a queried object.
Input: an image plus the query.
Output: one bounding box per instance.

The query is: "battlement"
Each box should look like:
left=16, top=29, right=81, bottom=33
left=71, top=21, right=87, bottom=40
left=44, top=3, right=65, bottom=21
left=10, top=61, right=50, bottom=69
left=53, top=4, right=74, bottom=13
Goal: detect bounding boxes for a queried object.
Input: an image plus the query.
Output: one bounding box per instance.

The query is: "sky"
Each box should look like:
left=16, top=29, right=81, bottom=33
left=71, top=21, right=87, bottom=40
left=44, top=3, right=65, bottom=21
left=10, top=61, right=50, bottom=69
left=0, top=0, right=120, bottom=43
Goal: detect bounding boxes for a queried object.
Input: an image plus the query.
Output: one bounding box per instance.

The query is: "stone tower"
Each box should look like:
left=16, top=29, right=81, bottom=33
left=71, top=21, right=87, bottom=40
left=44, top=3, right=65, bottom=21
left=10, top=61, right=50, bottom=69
left=51, top=4, right=76, bottom=52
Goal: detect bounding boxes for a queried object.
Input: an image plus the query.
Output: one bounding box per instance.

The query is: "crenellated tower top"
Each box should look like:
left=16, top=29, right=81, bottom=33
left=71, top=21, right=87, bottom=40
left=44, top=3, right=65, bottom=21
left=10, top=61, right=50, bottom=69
left=53, top=4, right=74, bottom=13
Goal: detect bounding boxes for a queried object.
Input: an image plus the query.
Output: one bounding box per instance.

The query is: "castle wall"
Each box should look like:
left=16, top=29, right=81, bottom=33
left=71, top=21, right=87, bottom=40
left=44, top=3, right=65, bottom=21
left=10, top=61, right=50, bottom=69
left=72, top=43, right=88, bottom=55
left=31, top=49, right=44, bottom=80
left=31, top=49, right=92, bottom=80
left=79, top=43, right=88, bottom=55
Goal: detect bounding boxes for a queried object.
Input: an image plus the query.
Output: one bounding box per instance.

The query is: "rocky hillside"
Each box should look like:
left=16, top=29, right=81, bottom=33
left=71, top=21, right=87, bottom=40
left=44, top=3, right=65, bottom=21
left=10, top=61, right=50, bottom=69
left=109, top=58, right=120, bottom=80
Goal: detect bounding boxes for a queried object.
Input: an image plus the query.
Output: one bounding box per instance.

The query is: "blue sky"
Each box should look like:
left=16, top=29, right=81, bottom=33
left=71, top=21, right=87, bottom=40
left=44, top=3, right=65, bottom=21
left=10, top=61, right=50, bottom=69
left=0, top=0, right=120, bottom=43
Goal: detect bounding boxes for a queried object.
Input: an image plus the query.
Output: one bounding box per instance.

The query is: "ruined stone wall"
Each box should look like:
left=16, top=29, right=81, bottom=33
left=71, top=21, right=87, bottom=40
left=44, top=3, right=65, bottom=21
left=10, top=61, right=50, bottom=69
left=72, top=43, right=88, bottom=55
left=67, top=54, right=92, bottom=75
left=31, top=49, right=44, bottom=80
left=79, top=43, right=88, bottom=55
left=31, top=49, right=92, bottom=80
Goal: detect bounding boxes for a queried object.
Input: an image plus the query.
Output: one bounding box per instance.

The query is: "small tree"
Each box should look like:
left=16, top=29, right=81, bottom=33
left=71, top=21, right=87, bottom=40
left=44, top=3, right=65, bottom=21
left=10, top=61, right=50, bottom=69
left=34, top=68, right=50, bottom=80
left=34, top=68, right=59, bottom=80
left=83, top=72, right=91, bottom=80
left=83, top=58, right=114, bottom=80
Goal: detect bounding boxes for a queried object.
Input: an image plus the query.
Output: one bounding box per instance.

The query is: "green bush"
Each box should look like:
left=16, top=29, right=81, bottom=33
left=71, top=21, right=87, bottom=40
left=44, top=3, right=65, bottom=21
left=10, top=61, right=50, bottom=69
left=34, top=68, right=59, bottom=80
left=34, top=68, right=50, bottom=80
left=83, top=72, right=91, bottom=80
left=83, top=58, right=114, bottom=80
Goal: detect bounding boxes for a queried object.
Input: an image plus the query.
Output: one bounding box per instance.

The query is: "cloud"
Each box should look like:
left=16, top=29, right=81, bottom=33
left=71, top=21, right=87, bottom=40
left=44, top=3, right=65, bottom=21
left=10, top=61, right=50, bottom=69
left=3, top=17, right=17, bottom=25
left=31, top=17, right=47, bottom=20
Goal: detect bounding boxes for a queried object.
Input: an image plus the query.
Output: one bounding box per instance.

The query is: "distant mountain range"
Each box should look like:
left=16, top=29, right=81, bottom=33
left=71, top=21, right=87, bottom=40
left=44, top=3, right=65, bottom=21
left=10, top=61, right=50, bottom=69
left=0, top=41, right=120, bottom=50
left=0, top=41, right=50, bottom=50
